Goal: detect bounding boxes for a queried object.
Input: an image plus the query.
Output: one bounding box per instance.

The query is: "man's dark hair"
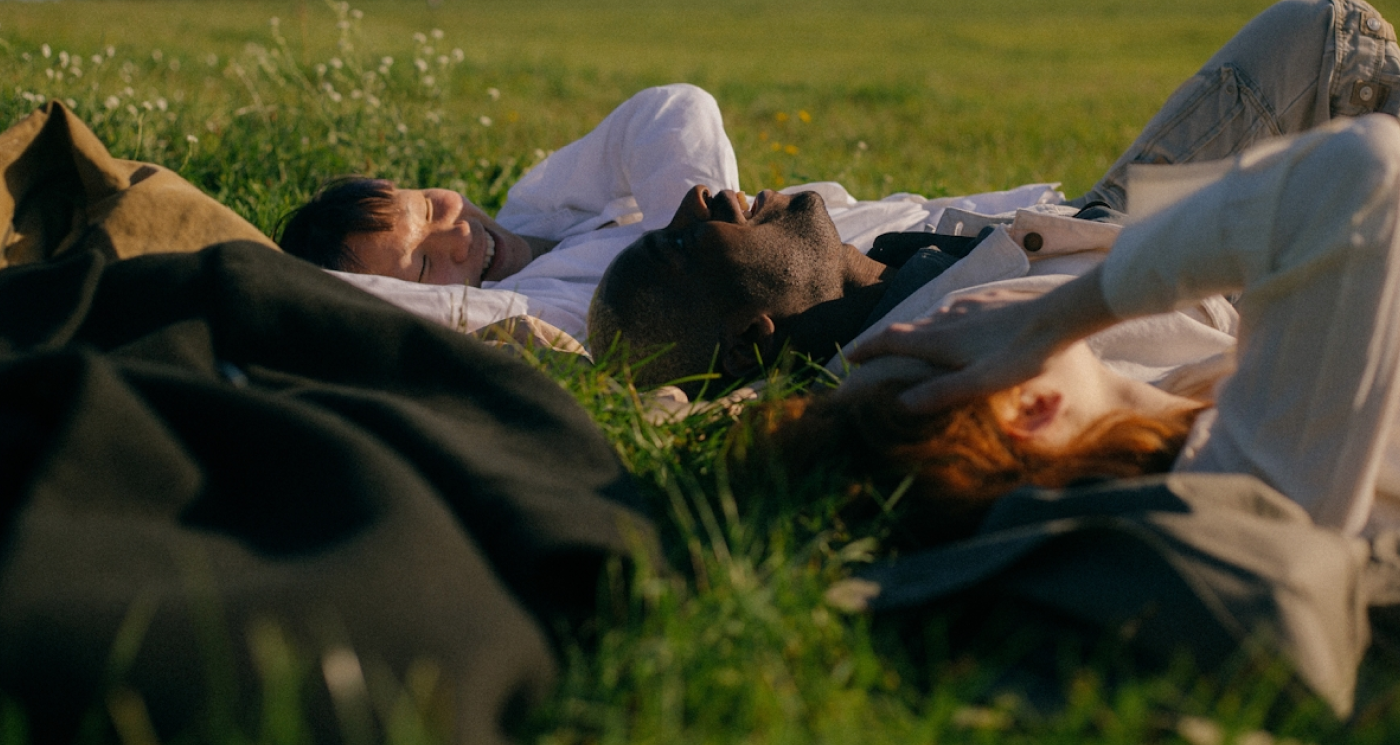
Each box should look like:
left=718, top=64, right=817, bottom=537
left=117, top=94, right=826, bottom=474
left=275, top=177, right=398, bottom=271
left=588, top=242, right=730, bottom=396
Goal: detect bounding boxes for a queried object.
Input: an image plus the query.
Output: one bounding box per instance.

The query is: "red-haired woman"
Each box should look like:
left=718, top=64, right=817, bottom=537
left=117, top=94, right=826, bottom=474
left=800, top=114, right=1400, bottom=544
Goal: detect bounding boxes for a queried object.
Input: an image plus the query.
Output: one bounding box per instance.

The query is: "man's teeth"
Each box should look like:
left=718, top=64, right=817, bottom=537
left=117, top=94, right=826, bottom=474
left=482, top=231, right=496, bottom=272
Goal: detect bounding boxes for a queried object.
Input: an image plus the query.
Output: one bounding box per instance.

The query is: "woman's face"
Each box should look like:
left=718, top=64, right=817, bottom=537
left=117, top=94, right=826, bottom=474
left=343, top=187, right=533, bottom=286
left=988, top=342, right=1121, bottom=450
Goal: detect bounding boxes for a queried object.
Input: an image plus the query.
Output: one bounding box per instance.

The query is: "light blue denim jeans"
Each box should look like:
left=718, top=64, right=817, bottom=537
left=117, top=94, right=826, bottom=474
left=1075, top=0, right=1400, bottom=210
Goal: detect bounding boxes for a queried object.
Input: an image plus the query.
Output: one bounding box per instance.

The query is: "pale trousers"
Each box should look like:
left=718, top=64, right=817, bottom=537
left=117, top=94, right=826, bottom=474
left=1076, top=0, right=1400, bottom=210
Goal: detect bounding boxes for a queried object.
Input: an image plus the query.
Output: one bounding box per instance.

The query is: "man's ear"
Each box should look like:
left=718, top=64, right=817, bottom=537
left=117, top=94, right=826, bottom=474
left=721, top=314, right=776, bottom=378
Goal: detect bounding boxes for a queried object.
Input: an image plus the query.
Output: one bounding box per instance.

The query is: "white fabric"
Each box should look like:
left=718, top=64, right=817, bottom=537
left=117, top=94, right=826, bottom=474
left=332, top=84, right=1062, bottom=345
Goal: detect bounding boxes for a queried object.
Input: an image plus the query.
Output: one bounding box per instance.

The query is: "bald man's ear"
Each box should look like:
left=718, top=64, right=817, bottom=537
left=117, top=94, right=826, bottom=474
left=721, top=314, right=776, bottom=378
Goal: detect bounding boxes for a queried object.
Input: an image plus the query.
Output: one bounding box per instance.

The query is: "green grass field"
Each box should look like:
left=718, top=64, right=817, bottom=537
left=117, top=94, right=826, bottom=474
left=6, top=0, right=1400, bottom=742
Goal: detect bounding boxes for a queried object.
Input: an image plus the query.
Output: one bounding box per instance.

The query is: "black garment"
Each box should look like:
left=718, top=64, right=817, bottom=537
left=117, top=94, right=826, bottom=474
left=0, top=244, right=657, bottom=744
left=850, top=474, right=1400, bottom=718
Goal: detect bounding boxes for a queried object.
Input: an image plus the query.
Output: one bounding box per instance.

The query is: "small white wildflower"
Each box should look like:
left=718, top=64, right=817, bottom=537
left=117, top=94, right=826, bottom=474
left=452, top=48, right=464, bottom=62
left=337, top=20, right=350, bottom=30
left=413, top=32, right=427, bottom=44
left=206, top=53, right=219, bottom=67
left=186, top=134, right=198, bottom=144
left=327, top=131, right=338, bottom=145
left=151, top=49, right=162, bottom=62
left=477, top=158, right=490, bottom=168
left=478, top=115, right=492, bottom=127
left=337, top=1, right=349, bottom=13
left=142, top=100, right=153, bottom=111
left=422, top=46, right=433, bottom=56
left=41, top=44, right=51, bottom=58
left=533, top=148, right=547, bottom=161
left=92, top=54, right=103, bottom=65
left=71, top=68, right=83, bottom=78
left=205, top=120, right=218, bottom=132
left=414, top=58, right=428, bottom=72
left=425, top=111, right=440, bottom=123
left=58, top=50, right=69, bottom=67
left=315, top=63, right=327, bottom=77
left=20, top=53, right=30, bottom=62
left=301, top=136, right=310, bottom=146
left=156, top=97, right=167, bottom=111
left=395, top=122, right=408, bottom=134
left=438, top=55, right=449, bottom=67
left=381, top=56, right=393, bottom=67
left=106, top=45, right=115, bottom=58
left=330, top=57, right=343, bottom=69
left=126, top=104, right=138, bottom=116
left=366, top=94, right=380, bottom=108
left=329, top=91, right=342, bottom=102
left=857, top=141, right=868, bottom=151
left=104, top=96, right=119, bottom=109
left=431, top=28, right=444, bottom=40
left=64, top=97, right=76, bottom=108
left=321, top=81, right=334, bottom=92
left=487, top=87, right=500, bottom=100
left=168, top=59, right=180, bottom=72
left=45, top=69, right=54, bottom=80
left=351, top=9, right=363, bottom=19
left=421, top=75, right=435, bottom=87
left=269, top=16, right=280, bottom=28
left=123, top=86, right=134, bottom=97
left=350, top=89, right=362, bottom=99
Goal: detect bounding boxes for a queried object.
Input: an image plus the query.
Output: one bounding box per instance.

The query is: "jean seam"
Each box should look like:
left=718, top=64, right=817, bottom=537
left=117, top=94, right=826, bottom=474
left=1132, top=65, right=1280, bottom=166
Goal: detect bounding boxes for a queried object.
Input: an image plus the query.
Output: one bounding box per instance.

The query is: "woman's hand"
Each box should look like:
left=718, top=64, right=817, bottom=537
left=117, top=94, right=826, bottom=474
left=850, top=267, right=1119, bottom=413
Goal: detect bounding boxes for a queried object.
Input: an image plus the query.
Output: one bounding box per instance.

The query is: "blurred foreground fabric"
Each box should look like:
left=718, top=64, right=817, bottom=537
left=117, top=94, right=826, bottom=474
left=0, top=243, right=655, bottom=743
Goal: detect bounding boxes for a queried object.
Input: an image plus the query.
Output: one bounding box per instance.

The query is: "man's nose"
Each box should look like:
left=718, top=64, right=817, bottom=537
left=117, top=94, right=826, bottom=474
left=667, top=185, right=712, bottom=229
left=430, top=225, right=472, bottom=264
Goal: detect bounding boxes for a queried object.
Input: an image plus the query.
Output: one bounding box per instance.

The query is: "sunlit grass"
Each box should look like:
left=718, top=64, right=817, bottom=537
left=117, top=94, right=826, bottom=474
left=5, top=0, right=1400, bottom=742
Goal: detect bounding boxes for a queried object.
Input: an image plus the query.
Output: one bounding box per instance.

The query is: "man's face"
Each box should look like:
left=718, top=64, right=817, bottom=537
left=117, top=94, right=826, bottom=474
left=343, top=187, right=532, bottom=287
left=591, top=184, right=852, bottom=387
left=607, top=184, right=846, bottom=316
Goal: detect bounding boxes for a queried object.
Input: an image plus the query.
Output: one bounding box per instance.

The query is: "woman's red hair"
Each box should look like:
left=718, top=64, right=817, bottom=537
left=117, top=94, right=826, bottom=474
left=749, top=381, right=1201, bottom=547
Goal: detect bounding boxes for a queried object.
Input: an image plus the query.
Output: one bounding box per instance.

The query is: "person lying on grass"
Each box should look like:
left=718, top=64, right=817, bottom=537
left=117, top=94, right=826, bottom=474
left=589, top=0, right=1400, bottom=396
left=768, top=112, right=1400, bottom=543
left=277, top=83, right=738, bottom=288
left=273, top=83, right=750, bottom=341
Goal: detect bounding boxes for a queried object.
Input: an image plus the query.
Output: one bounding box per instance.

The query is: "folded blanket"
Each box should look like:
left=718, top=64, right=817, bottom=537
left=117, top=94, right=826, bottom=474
left=0, top=100, right=277, bottom=269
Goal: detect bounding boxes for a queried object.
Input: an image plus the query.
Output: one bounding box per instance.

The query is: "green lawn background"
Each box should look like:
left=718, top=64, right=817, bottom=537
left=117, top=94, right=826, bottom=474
left=5, top=1, right=1400, bottom=743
